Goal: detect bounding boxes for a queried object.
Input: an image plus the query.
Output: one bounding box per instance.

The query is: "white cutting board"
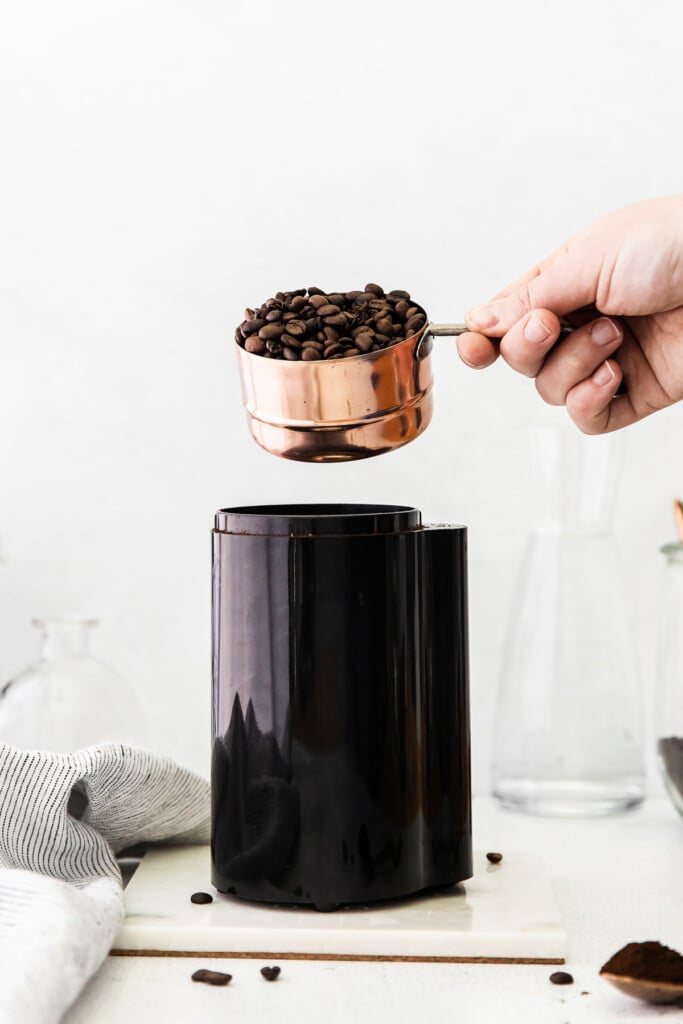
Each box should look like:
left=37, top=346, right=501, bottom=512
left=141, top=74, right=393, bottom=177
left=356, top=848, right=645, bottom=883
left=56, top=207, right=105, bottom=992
left=113, top=846, right=565, bottom=963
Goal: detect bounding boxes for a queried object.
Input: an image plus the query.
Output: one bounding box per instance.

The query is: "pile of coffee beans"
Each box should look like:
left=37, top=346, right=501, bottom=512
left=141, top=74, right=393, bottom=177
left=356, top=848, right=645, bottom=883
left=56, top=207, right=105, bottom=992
left=235, top=284, right=427, bottom=361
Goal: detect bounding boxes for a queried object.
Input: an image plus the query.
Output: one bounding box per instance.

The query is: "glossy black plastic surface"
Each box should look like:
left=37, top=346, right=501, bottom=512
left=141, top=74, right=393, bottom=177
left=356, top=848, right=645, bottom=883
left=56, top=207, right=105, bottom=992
left=211, top=504, right=471, bottom=910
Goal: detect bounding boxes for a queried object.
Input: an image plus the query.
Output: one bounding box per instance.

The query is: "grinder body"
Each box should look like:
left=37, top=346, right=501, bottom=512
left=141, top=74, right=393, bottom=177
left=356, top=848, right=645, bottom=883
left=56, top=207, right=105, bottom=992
left=211, top=504, right=471, bottom=910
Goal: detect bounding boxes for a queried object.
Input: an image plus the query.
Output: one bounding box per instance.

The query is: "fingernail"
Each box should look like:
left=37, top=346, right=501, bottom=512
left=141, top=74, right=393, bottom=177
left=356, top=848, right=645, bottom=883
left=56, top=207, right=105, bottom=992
left=593, top=361, right=616, bottom=386
left=591, top=317, right=621, bottom=346
left=466, top=305, right=499, bottom=330
left=524, top=312, right=552, bottom=344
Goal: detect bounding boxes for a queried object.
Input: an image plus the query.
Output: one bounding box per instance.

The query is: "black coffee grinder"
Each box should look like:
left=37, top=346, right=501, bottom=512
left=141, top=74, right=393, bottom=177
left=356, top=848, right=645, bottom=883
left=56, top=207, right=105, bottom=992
left=211, top=504, right=471, bottom=910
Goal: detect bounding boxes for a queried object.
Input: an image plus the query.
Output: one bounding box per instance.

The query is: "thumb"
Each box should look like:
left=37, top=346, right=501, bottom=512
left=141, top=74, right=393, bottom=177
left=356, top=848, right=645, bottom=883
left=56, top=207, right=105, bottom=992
left=466, top=239, right=604, bottom=335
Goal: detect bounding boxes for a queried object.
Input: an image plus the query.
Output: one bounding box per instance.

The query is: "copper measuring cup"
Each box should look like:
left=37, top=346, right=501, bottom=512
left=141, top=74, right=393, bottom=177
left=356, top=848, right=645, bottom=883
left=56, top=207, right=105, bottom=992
left=235, top=319, right=574, bottom=463
left=236, top=321, right=464, bottom=462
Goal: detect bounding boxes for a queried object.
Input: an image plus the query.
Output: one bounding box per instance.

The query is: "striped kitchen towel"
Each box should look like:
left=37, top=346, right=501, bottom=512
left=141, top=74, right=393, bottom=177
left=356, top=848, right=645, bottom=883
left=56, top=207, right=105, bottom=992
left=0, top=743, right=210, bottom=1024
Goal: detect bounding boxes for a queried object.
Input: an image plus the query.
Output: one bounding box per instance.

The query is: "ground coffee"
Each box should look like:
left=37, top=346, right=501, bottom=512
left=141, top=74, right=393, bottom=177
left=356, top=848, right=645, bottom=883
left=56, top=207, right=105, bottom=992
left=600, top=942, right=683, bottom=984
left=235, top=285, right=427, bottom=361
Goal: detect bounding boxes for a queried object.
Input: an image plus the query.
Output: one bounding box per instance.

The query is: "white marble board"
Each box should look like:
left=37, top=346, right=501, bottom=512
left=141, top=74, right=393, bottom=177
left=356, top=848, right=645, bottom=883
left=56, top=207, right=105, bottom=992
left=113, top=846, right=565, bottom=963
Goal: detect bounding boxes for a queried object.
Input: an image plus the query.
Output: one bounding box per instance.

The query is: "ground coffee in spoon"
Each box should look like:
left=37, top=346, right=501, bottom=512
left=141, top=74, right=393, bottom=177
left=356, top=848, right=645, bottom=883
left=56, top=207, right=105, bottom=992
left=600, top=942, right=683, bottom=984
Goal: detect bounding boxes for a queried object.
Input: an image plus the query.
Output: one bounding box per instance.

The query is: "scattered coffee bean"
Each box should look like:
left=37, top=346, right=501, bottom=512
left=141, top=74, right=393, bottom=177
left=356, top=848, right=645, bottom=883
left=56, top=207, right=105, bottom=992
left=190, top=891, right=213, bottom=904
left=260, top=965, right=281, bottom=981
left=192, top=968, right=231, bottom=985
left=236, top=286, right=427, bottom=361
left=549, top=971, right=574, bottom=985
left=486, top=852, right=503, bottom=864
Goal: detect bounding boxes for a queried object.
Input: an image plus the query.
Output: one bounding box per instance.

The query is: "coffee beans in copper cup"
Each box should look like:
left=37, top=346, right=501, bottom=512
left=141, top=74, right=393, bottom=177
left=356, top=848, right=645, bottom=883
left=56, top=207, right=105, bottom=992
left=233, top=283, right=443, bottom=462
left=235, top=285, right=427, bottom=362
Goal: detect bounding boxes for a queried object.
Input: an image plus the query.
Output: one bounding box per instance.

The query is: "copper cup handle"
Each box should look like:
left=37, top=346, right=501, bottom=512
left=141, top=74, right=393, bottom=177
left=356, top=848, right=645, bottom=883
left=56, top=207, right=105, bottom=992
left=419, top=320, right=626, bottom=396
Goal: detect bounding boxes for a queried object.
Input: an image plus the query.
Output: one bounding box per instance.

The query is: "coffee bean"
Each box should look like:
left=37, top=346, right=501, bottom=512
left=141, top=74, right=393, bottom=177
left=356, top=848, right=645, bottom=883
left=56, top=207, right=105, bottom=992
left=308, top=286, right=326, bottom=296
left=343, top=348, right=359, bottom=358
left=375, top=318, right=394, bottom=336
left=374, top=333, right=391, bottom=346
left=395, top=301, right=410, bottom=318
left=281, top=334, right=302, bottom=349
left=266, top=339, right=283, bottom=354
left=327, top=293, right=345, bottom=305
left=260, top=966, right=281, bottom=982
left=241, top=318, right=266, bottom=336
left=192, top=969, right=232, bottom=986
left=406, top=313, right=426, bottom=334
left=309, top=294, right=329, bottom=308
left=301, top=348, right=320, bottom=361
left=389, top=289, right=411, bottom=301
left=323, top=313, right=348, bottom=329
left=259, top=322, right=285, bottom=341
left=324, top=344, right=344, bottom=358
left=317, top=304, right=340, bottom=317
left=289, top=295, right=306, bottom=311
left=265, top=309, right=282, bottom=322
left=364, top=282, right=384, bottom=297
left=486, top=852, right=503, bottom=864
left=346, top=290, right=363, bottom=301
left=190, top=891, right=213, bottom=905
left=405, top=306, right=419, bottom=319
left=351, top=325, right=375, bottom=339
left=323, top=326, right=340, bottom=343
left=285, top=319, right=307, bottom=337
left=549, top=971, right=574, bottom=985
left=245, top=336, right=267, bottom=355
left=283, top=347, right=300, bottom=360
left=244, top=307, right=256, bottom=320
left=354, top=334, right=374, bottom=353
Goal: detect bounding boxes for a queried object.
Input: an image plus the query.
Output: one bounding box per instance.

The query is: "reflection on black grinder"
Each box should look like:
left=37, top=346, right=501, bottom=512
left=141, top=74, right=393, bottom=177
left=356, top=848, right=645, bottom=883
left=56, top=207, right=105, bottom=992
left=211, top=504, right=472, bottom=911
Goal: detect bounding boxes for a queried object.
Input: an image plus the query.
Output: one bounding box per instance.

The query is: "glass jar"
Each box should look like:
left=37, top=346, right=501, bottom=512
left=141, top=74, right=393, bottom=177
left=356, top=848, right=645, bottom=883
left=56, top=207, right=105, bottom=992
left=0, top=617, right=147, bottom=752
left=657, top=543, right=683, bottom=816
left=492, top=529, right=645, bottom=816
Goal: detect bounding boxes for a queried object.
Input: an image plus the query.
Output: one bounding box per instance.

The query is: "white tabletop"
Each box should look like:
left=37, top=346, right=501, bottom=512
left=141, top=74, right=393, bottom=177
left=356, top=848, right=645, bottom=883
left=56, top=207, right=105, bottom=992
left=63, top=795, right=683, bottom=1024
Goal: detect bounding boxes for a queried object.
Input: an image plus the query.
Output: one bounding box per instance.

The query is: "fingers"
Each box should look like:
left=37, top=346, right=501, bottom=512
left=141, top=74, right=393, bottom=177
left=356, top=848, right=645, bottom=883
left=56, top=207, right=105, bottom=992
left=456, top=309, right=561, bottom=371
left=565, top=361, right=637, bottom=434
left=465, top=239, right=599, bottom=335
left=456, top=331, right=500, bottom=369
left=533, top=316, right=623, bottom=405
left=498, top=310, right=562, bottom=377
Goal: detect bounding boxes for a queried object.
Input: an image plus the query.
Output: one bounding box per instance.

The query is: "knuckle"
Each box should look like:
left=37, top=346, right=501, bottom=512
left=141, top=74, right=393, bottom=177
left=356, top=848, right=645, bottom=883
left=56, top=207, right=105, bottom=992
left=535, top=373, right=564, bottom=406
left=566, top=391, right=603, bottom=434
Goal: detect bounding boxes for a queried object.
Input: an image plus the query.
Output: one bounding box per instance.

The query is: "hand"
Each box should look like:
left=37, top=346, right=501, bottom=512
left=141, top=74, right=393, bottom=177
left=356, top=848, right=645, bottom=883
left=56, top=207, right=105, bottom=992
left=458, top=195, right=683, bottom=433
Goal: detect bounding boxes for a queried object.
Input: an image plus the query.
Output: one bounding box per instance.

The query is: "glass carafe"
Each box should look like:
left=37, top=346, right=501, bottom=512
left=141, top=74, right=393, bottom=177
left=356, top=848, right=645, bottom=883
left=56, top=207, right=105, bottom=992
left=0, top=617, right=147, bottom=752
left=491, top=426, right=645, bottom=816
left=657, top=543, right=683, bottom=816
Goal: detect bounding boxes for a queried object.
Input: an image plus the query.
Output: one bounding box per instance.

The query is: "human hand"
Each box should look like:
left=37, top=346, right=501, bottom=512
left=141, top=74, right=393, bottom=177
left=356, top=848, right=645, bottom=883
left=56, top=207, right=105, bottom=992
left=459, top=195, right=683, bottom=433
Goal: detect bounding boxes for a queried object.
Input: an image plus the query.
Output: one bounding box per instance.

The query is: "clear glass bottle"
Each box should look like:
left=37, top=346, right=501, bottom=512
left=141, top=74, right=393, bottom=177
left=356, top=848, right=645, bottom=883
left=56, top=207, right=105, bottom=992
left=491, top=425, right=645, bottom=816
left=656, top=543, right=683, bottom=817
left=0, top=617, right=147, bottom=752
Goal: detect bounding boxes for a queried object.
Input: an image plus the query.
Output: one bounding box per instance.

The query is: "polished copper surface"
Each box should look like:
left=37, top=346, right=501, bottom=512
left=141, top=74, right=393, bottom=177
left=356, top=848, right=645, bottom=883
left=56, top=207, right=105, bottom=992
left=236, top=327, right=436, bottom=462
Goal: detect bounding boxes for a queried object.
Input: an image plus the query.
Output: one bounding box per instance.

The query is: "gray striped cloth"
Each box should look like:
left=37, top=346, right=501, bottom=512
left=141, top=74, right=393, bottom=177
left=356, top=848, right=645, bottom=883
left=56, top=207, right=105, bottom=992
left=0, top=743, right=210, bottom=1024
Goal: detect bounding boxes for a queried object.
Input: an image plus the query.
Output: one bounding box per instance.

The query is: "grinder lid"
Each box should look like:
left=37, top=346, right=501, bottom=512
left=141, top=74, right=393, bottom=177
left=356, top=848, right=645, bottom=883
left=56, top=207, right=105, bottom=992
left=214, top=503, right=421, bottom=537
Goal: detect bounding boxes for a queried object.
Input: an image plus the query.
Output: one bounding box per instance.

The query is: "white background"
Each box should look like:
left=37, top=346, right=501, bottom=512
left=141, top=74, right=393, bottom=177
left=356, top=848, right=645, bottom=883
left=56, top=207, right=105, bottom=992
left=1, top=0, right=682, bottom=787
